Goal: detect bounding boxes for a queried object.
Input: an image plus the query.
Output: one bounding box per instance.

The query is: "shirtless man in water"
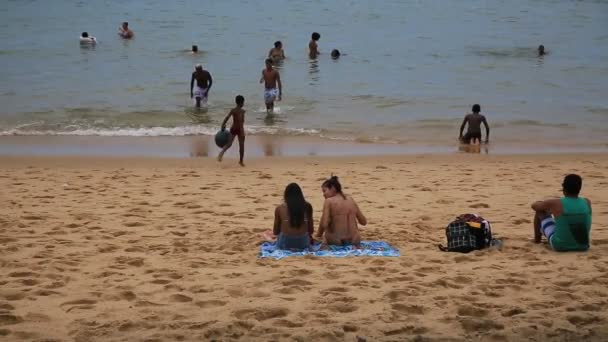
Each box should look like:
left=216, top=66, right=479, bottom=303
left=190, top=64, right=213, bottom=108
left=309, top=32, right=321, bottom=59
left=260, top=58, right=282, bottom=114
left=459, top=104, right=490, bottom=144
left=268, top=41, right=285, bottom=63
left=317, top=176, right=367, bottom=246
left=118, top=22, right=134, bottom=39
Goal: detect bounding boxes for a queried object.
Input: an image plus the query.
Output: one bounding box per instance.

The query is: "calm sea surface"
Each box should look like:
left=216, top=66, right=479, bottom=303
left=1, top=0, right=608, bottom=149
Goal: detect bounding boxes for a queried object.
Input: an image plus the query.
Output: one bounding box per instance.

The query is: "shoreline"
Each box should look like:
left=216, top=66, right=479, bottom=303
left=0, top=135, right=606, bottom=159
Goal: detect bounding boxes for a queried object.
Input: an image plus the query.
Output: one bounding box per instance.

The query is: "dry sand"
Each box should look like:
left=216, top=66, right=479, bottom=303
left=0, top=154, right=607, bottom=341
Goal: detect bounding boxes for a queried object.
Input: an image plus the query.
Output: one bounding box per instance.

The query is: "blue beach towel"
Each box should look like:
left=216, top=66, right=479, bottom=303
left=259, top=241, right=400, bottom=259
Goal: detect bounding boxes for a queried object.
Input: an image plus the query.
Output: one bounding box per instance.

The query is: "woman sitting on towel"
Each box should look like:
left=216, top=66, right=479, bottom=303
left=317, top=176, right=367, bottom=246
left=273, top=183, right=314, bottom=250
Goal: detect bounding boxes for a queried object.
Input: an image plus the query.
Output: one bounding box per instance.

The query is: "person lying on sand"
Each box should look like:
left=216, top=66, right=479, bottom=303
left=272, top=183, right=314, bottom=250
left=317, top=176, right=367, bottom=246
left=532, top=174, right=592, bottom=251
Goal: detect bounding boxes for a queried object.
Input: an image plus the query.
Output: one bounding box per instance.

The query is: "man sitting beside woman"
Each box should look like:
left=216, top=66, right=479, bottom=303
left=273, top=176, right=367, bottom=250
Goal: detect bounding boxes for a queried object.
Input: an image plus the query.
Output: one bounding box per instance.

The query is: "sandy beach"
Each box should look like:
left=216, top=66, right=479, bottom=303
left=1, top=153, right=607, bottom=341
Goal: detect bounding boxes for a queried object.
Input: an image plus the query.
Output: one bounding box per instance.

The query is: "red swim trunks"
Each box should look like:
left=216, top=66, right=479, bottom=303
left=230, top=126, right=243, bottom=137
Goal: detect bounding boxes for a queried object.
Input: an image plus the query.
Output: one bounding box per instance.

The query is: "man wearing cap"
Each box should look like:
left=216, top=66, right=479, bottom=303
left=190, top=64, right=213, bottom=108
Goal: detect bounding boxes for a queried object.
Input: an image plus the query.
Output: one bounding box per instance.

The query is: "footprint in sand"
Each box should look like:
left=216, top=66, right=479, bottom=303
left=274, top=319, right=305, bottom=328
left=169, top=294, right=192, bottom=303
left=512, top=218, right=531, bottom=225
left=457, top=305, right=489, bottom=317
left=502, top=307, right=526, bottom=317
left=327, top=299, right=359, bottom=313
left=234, top=307, right=289, bottom=321
left=281, top=279, right=313, bottom=287
left=383, top=326, right=428, bottom=336
left=567, top=314, right=602, bottom=326
left=321, top=287, right=350, bottom=294
left=459, top=317, right=504, bottom=332
left=60, top=299, right=97, bottom=312
left=392, top=303, right=425, bottom=315
left=0, top=314, right=23, bottom=325
left=8, top=272, right=38, bottom=278
left=115, top=256, right=144, bottom=267
left=119, top=291, right=137, bottom=301
left=470, top=203, right=490, bottom=208
left=0, top=290, right=26, bottom=301
left=195, top=300, right=227, bottom=308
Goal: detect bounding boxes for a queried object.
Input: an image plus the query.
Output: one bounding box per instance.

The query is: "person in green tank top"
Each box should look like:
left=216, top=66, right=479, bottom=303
left=531, top=174, right=592, bottom=251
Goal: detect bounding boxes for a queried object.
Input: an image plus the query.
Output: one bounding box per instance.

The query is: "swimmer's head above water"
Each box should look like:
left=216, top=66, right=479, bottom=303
left=81, top=32, right=89, bottom=38
left=331, top=49, right=340, bottom=59
left=311, top=32, right=321, bottom=41
left=274, top=41, right=282, bottom=49
left=195, top=64, right=203, bottom=71
left=192, top=45, right=198, bottom=53
left=538, top=45, right=545, bottom=56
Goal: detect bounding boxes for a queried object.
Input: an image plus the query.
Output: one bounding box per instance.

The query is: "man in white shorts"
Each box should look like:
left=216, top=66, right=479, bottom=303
left=190, top=64, right=213, bottom=108
left=260, top=58, right=282, bottom=114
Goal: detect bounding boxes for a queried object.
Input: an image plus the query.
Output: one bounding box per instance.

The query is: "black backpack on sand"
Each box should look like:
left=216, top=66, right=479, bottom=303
left=439, top=214, right=493, bottom=253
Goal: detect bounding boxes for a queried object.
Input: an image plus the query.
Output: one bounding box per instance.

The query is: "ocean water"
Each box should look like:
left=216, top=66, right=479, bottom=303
left=1, top=0, right=608, bottom=150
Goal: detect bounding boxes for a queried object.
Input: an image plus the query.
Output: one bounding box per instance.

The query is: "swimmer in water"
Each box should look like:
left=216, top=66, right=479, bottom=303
left=80, top=32, right=97, bottom=44
left=331, top=49, right=340, bottom=59
left=459, top=104, right=490, bottom=144
left=268, top=41, right=285, bottom=62
left=538, top=45, right=546, bottom=56
left=309, top=32, right=320, bottom=59
left=191, top=45, right=199, bottom=54
left=118, top=22, right=134, bottom=39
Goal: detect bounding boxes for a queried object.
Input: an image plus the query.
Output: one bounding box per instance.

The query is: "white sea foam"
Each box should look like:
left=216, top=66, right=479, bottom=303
left=0, top=125, right=321, bottom=137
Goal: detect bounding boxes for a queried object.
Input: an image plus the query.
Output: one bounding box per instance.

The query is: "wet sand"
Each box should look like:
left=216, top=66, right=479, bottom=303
left=0, top=135, right=606, bottom=159
left=1, top=154, right=607, bottom=341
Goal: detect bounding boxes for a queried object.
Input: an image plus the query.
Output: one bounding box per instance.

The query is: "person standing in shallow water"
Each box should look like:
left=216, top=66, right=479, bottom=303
left=260, top=58, right=282, bottom=114
left=459, top=104, right=490, bottom=145
left=317, top=176, right=367, bottom=246
left=309, top=32, right=320, bottom=59
left=190, top=64, right=213, bottom=108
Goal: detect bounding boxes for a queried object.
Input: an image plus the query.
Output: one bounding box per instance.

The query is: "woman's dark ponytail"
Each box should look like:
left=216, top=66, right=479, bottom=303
left=322, top=175, right=346, bottom=199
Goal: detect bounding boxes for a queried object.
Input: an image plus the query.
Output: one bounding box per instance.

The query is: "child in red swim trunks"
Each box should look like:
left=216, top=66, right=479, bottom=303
left=218, top=95, right=246, bottom=166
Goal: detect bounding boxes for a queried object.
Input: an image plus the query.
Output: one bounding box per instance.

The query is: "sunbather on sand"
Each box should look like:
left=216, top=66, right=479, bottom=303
left=273, top=183, right=314, bottom=250
left=317, top=176, right=367, bottom=246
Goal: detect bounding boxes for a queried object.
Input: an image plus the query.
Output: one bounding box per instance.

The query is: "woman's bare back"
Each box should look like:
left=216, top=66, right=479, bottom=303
left=321, top=195, right=366, bottom=245
left=274, top=203, right=313, bottom=237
